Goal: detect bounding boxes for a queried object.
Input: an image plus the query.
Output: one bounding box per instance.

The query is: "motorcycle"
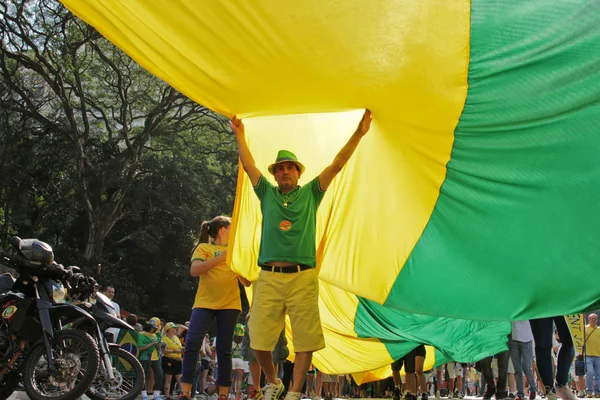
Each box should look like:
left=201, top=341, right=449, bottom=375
left=0, top=236, right=100, bottom=400
left=67, top=289, right=145, bottom=400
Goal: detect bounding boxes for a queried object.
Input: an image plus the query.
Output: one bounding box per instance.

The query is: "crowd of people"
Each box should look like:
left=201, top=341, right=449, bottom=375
left=105, top=285, right=600, bottom=400
left=103, top=111, right=599, bottom=400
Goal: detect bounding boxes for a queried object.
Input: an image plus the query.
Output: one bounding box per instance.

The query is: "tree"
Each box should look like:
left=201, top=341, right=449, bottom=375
left=0, top=0, right=235, bottom=265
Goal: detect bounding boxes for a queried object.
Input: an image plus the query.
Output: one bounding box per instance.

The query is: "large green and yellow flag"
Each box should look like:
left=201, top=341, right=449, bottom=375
left=61, top=0, right=600, bottom=376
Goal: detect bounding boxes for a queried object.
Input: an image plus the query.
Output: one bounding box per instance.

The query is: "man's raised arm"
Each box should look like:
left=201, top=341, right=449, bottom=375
left=318, top=109, right=372, bottom=191
left=230, top=116, right=262, bottom=187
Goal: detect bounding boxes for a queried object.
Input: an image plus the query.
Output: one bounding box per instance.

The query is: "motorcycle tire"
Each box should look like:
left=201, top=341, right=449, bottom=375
left=23, top=329, right=100, bottom=400
left=86, top=344, right=146, bottom=400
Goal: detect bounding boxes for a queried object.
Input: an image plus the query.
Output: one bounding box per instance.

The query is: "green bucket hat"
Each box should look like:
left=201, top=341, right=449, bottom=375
left=267, top=150, right=305, bottom=175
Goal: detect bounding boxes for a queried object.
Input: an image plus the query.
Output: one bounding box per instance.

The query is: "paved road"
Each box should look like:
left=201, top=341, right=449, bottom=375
left=8, top=392, right=92, bottom=400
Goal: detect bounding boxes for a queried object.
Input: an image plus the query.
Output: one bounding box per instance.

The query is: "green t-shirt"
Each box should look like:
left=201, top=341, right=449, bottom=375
left=254, top=175, right=325, bottom=267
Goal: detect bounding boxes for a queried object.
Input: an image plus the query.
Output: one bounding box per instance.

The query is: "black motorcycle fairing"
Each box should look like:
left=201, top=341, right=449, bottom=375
left=91, top=292, right=134, bottom=331
left=48, top=303, right=96, bottom=325
left=98, top=312, right=133, bottom=332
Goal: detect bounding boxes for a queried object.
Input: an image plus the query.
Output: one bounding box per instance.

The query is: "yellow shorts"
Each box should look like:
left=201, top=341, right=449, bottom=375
left=249, top=268, right=324, bottom=353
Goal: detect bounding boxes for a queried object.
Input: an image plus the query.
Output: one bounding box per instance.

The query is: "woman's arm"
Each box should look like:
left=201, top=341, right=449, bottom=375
left=190, top=251, right=227, bottom=277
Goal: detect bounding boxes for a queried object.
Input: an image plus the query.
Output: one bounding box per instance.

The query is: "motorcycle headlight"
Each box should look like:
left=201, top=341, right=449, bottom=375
left=52, top=283, right=67, bottom=303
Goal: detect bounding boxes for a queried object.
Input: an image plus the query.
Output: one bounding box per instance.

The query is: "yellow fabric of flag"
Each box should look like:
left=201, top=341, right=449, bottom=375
left=60, top=0, right=470, bottom=375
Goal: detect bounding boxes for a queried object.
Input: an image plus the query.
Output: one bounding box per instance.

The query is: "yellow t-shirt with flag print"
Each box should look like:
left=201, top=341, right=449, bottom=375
left=191, top=243, right=241, bottom=311
left=161, top=334, right=183, bottom=360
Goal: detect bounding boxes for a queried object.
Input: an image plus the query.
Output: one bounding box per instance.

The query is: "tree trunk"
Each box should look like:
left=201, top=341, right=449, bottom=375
left=84, top=221, right=104, bottom=263
left=83, top=206, right=122, bottom=263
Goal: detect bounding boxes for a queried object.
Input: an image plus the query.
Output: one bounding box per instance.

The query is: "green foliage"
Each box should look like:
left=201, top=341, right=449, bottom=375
left=0, top=0, right=240, bottom=321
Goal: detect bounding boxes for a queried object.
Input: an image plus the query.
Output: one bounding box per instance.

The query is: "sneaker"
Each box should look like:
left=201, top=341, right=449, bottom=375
left=530, top=392, right=537, bottom=400
left=455, top=391, right=463, bottom=400
left=510, top=395, right=516, bottom=399
left=285, top=392, right=303, bottom=400
left=436, top=391, right=441, bottom=400
left=448, top=392, right=454, bottom=400
left=262, top=379, right=285, bottom=400
left=142, top=393, right=150, bottom=400
left=556, top=387, right=578, bottom=400
left=422, top=393, right=429, bottom=400
left=393, top=388, right=401, bottom=400
left=250, top=390, right=264, bottom=400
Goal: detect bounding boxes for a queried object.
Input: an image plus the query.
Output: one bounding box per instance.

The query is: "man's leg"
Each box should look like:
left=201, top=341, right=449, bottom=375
left=554, top=316, right=575, bottom=389
left=306, top=369, right=315, bottom=396
left=511, top=339, right=525, bottom=398
left=254, top=351, right=278, bottom=385
left=249, top=271, right=287, bottom=387
left=593, top=357, right=600, bottom=395
left=316, top=371, right=323, bottom=398
left=249, top=361, right=262, bottom=394
left=286, top=269, right=325, bottom=396
left=481, top=357, right=496, bottom=399
left=416, top=358, right=426, bottom=396
left=497, top=348, right=510, bottom=399
left=530, top=318, right=554, bottom=393
left=392, top=359, right=404, bottom=400
left=436, top=368, right=443, bottom=399
left=404, top=352, right=417, bottom=396
left=521, top=341, right=538, bottom=397
left=586, top=358, right=594, bottom=396
left=415, top=346, right=426, bottom=396
left=448, top=362, right=456, bottom=396
left=291, top=353, right=313, bottom=392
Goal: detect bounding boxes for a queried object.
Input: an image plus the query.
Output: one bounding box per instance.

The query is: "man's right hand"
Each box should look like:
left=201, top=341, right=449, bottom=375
left=230, top=116, right=245, bottom=137
left=230, top=115, right=262, bottom=186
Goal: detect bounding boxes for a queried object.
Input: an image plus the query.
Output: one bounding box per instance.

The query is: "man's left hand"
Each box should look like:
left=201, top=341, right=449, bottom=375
left=357, top=109, right=372, bottom=135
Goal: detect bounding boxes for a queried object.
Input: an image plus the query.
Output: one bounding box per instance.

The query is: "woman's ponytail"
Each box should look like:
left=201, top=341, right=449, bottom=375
left=198, top=221, right=211, bottom=244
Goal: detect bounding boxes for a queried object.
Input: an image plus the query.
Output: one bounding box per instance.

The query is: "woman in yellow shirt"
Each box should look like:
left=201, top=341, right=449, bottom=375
left=162, top=322, right=184, bottom=399
left=178, top=216, right=250, bottom=400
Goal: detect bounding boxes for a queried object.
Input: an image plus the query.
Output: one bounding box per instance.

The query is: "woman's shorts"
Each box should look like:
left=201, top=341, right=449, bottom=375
left=162, top=357, right=182, bottom=375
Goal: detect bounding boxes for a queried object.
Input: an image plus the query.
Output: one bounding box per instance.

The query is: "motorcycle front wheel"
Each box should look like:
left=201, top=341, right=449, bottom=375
left=23, top=329, right=100, bottom=400
left=86, top=344, right=145, bottom=400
